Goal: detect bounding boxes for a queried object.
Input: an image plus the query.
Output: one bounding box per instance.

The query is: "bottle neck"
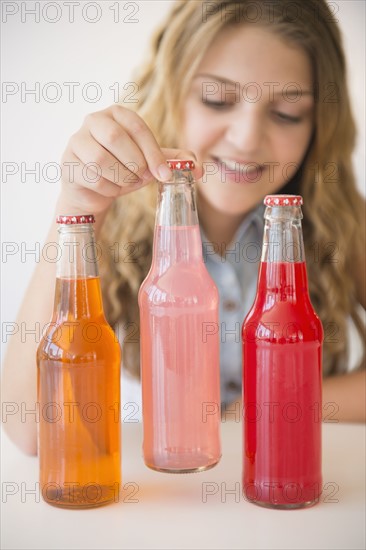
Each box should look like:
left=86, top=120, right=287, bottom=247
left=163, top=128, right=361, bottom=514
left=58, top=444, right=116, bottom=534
left=259, top=205, right=308, bottom=301
left=54, top=224, right=103, bottom=320
left=156, top=169, right=198, bottom=227
left=57, top=225, right=99, bottom=278
left=152, top=171, right=203, bottom=267
left=261, top=205, right=305, bottom=263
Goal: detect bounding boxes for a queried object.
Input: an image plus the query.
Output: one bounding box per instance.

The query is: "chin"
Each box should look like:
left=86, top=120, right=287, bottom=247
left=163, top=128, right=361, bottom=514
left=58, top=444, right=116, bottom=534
left=198, top=183, right=261, bottom=212
left=200, top=195, right=255, bottom=217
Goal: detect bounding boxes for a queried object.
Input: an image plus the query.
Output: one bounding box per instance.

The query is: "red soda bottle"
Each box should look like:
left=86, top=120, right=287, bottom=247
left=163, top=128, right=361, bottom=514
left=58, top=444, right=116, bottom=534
left=138, top=160, right=221, bottom=473
left=242, top=195, right=323, bottom=508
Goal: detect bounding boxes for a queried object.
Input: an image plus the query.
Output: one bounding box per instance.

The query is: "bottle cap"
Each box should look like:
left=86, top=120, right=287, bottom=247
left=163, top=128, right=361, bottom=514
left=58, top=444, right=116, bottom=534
left=264, top=195, right=303, bottom=206
left=56, top=215, right=95, bottom=224
left=166, top=159, right=195, bottom=171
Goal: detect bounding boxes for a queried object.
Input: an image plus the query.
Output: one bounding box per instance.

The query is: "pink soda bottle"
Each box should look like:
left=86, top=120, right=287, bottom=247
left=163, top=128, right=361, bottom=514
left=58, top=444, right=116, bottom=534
left=242, top=195, right=323, bottom=508
left=138, top=159, right=221, bottom=473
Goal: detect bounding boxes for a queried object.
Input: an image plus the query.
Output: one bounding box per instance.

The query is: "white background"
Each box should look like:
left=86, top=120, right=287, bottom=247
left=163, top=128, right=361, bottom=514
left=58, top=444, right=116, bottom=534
left=1, top=0, right=365, bottom=356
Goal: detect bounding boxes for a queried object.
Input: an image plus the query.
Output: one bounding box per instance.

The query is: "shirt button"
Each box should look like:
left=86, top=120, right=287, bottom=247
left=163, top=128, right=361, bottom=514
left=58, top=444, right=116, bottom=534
left=222, top=299, right=240, bottom=311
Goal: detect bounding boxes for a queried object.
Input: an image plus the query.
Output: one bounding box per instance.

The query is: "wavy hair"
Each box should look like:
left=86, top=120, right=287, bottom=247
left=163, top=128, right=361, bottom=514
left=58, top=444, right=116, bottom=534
left=99, top=0, right=365, bottom=378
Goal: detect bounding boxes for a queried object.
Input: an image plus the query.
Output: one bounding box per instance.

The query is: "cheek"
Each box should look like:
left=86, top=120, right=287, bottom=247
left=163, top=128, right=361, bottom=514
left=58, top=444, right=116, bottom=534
left=179, top=118, right=202, bottom=152
left=268, top=127, right=312, bottom=185
left=179, top=104, right=220, bottom=158
left=273, top=124, right=313, bottom=166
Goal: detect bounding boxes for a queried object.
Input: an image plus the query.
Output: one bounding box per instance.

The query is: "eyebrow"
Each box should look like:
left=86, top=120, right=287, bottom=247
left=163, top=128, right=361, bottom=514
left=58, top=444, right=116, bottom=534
left=195, top=73, right=314, bottom=96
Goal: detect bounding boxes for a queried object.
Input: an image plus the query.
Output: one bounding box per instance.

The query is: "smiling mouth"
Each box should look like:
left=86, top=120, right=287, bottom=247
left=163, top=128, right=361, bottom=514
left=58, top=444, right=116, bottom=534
left=211, top=156, right=265, bottom=181
left=212, top=157, right=264, bottom=175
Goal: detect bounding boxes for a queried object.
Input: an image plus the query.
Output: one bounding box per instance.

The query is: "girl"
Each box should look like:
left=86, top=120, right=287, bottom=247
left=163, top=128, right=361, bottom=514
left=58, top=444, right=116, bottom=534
left=3, top=0, right=365, bottom=454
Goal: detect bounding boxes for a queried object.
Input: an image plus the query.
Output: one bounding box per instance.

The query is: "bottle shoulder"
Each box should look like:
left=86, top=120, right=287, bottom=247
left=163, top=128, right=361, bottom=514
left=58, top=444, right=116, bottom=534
left=37, top=319, right=121, bottom=363
left=139, top=263, right=218, bottom=307
left=243, top=299, right=323, bottom=343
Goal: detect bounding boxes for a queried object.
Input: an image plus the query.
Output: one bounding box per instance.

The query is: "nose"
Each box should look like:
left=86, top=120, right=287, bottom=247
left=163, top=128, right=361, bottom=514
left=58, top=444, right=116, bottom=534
left=224, top=107, right=264, bottom=155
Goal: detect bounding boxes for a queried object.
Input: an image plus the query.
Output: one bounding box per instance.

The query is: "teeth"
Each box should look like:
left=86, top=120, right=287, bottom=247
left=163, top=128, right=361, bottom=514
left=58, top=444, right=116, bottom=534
left=218, top=157, right=260, bottom=172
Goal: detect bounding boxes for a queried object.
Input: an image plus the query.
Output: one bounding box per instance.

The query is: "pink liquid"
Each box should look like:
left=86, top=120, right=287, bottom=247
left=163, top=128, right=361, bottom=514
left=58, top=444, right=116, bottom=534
left=138, top=225, right=221, bottom=472
left=242, top=262, right=323, bottom=507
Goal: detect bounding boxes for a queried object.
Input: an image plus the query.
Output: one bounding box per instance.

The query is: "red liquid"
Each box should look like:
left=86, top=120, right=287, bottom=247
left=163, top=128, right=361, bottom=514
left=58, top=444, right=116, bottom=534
left=242, top=262, right=322, bottom=507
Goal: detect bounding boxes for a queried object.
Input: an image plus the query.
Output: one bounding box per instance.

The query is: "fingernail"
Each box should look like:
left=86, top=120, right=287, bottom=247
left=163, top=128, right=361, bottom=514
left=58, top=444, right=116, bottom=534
left=157, top=164, right=172, bottom=181
left=143, top=169, right=153, bottom=181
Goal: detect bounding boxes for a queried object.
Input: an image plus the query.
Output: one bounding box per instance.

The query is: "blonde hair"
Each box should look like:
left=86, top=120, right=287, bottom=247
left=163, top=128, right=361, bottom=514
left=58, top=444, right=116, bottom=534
left=99, top=0, right=365, bottom=378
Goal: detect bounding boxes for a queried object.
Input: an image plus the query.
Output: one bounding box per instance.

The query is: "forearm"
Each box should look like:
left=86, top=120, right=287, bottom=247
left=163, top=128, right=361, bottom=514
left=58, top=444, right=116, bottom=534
left=1, top=199, right=108, bottom=455
left=1, top=222, right=59, bottom=454
left=322, top=368, right=365, bottom=423
left=227, top=368, right=366, bottom=424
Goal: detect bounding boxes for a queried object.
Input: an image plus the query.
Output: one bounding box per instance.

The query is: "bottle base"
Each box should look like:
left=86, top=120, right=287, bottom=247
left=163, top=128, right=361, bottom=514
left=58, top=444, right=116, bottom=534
left=41, top=485, right=119, bottom=509
left=146, top=457, right=221, bottom=474
left=43, top=497, right=116, bottom=510
left=249, top=498, right=319, bottom=510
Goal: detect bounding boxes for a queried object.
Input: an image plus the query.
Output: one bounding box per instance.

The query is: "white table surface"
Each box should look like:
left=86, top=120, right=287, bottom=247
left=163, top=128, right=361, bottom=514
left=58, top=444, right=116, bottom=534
left=1, top=421, right=365, bottom=550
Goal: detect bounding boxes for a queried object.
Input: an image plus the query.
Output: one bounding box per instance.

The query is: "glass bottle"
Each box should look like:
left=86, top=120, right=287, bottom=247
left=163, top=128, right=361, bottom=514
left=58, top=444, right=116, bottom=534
left=138, top=160, right=221, bottom=473
left=37, top=214, right=121, bottom=508
left=242, top=195, right=323, bottom=509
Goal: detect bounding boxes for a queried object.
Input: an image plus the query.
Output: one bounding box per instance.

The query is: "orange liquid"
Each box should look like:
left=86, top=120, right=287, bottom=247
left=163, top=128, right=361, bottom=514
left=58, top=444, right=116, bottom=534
left=37, top=278, right=121, bottom=508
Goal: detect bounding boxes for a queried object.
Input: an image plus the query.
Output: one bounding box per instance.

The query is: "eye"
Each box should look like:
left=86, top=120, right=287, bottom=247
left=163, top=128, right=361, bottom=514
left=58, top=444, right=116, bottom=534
left=274, top=112, right=302, bottom=124
left=202, top=99, right=232, bottom=110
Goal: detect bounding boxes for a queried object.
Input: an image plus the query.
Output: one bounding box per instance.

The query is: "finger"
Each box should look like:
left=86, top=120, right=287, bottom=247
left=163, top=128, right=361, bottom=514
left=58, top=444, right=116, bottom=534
left=111, top=106, right=173, bottom=182
left=69, top=130, right=145, bottom=188
left=85, top=114, right=153, bottom=182
left=62, top=150, right=139, bottom=198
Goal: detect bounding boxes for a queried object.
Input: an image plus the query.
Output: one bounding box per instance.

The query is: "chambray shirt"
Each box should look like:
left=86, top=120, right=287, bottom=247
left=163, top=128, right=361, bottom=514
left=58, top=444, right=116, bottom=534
left=200, top=204, right=265, bottom=406
left=123, top=202, right=361, bottom=418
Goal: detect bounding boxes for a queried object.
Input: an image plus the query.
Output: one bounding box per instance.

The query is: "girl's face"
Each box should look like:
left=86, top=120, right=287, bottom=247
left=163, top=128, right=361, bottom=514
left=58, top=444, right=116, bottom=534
left=180, top=25, right=315, bottom=217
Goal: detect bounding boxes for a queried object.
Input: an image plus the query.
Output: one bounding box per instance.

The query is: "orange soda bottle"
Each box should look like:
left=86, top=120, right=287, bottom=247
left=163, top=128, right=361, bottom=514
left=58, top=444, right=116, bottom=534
left=37, top=214, right=121, bottom=508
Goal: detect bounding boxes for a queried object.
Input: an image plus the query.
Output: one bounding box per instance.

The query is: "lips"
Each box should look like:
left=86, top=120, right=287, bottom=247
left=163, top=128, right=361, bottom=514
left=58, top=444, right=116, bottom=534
left=211, top=156, right=264, bottom=183
left=213, top=155, right=264, bottom=172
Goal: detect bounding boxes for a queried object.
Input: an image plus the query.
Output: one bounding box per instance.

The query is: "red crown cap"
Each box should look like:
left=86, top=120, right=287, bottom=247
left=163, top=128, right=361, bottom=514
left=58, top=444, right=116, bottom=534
left=56, top=215, right=95, bottom=224
left=264, top=195, right=303, bottom=206
left=166, top=159, right=195, bottom=171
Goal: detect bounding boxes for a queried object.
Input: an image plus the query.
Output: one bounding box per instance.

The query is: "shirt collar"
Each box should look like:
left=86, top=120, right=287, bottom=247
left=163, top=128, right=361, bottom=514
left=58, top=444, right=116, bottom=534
left=233, top=202, right=265, bottom=244
left=200, top=202, right=265, bottom=261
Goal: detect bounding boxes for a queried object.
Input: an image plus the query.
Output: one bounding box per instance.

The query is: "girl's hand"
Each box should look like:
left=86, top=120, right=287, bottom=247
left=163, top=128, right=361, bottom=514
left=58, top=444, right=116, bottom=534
left=59, top=105, right=203, bottom=214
